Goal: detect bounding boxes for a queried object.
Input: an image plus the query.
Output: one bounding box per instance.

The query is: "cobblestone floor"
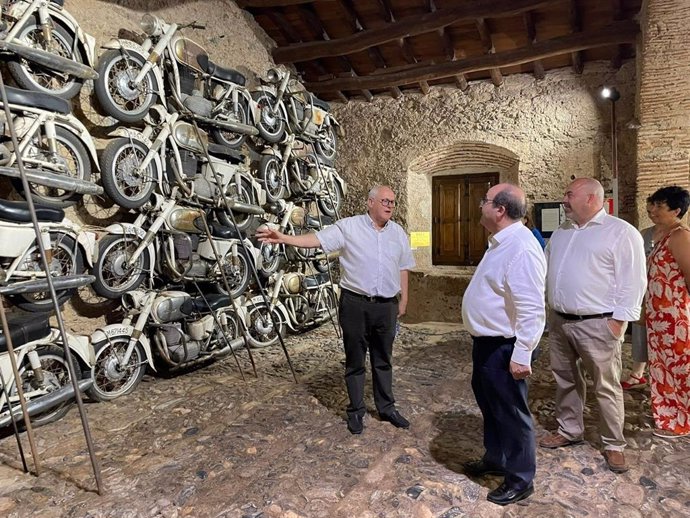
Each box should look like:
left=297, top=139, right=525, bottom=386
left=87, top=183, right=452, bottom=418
left=0, top=322, right=688, bottom=518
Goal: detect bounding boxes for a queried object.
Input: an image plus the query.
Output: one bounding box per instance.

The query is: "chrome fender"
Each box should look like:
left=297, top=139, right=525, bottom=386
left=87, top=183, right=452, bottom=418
left=47, top=7, right=98, bottom=68
left=90, top=324, right=156, bottom=371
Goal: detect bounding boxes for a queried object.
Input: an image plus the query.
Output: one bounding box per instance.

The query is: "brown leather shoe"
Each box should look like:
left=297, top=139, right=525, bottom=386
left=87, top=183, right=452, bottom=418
left=603, top=450, right=628, bottom=473
left=538, top=432, right=584, bottom=449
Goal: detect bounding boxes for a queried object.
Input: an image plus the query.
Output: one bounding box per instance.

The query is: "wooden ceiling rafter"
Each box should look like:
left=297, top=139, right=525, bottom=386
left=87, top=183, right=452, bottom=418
left=475, top=17, right=503, bottom=86
left=610, top=0, right=628, bottom=69
left=524, top=10, right=546, bottom=79
left=304, top=20, right=639, bottom=93
left=569, top=0, right=584, bottom=74
left=428, top=0, right=470, bottom=93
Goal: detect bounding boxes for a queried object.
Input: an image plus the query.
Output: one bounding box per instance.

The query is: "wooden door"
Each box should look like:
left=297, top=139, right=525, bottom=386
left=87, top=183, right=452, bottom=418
left=432, top=173, right=499, bottom=266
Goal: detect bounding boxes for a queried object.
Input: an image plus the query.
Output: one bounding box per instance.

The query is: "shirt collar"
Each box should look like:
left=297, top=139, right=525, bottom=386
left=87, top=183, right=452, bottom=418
left=365, top=212, right=390, bottom=231
left=569, top=208, right=607, bottom=229
left=489, top=221, right=523, bottom=247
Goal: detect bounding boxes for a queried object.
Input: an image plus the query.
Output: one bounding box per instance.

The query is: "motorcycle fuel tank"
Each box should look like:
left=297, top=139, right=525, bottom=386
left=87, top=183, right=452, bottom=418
left=153, top=291, right=192, bottom=322
left=169, top=207, right=205, bottom=233
left=172, top=35, right=207, bottom=74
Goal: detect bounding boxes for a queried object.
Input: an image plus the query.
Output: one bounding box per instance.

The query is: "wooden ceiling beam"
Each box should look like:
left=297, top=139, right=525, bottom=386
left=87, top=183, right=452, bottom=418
left=429, top=0, right=470, bottom=93
left=610, top=0, right=628, bottom=69
left=272, top=0, right=567, bottom=63
left=239, top=0, right=328, bottom=6
left=304, top=20, right=639, bottom=93
left=523, top=11, right=546, bottom=79
left=569, top=0, right=584, bottom=74
left=475, top=18, right=503, bottom=86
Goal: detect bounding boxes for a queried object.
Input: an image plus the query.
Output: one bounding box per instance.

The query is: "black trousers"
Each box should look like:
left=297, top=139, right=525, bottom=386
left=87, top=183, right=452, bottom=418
left=471, top=337, right=536, bottom=489
left=339, top=291, right=398, bottom=417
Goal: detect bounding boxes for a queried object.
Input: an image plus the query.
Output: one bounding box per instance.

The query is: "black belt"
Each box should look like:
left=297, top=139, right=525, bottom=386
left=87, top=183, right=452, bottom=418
left=342, top=288, right=397, bottom=304
left=471, top=336, right=517, bottom=346
left=555, top=311, right=613, bottom=321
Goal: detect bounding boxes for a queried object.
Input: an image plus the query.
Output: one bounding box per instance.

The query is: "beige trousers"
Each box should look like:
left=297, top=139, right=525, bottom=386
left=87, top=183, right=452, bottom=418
left=548, top=311, right=627, bottom=451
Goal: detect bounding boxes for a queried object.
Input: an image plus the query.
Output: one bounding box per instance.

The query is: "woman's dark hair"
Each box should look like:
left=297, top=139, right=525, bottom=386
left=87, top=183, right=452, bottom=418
left=646, top=185, right=690, bottom=219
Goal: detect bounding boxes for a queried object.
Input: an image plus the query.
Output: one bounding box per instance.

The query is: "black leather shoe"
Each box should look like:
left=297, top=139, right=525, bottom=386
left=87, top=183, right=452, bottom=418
left=487, top=482, right=534, bottom=506
left=462, top=459, right=505, bottom=477
left=347, top=414, right=364, bottom=434
left=380, top=410, right=410, bottom=429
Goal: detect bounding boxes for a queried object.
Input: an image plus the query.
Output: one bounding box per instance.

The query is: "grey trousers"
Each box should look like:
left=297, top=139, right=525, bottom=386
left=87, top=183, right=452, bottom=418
left=549, top=311, right=627, bottom=451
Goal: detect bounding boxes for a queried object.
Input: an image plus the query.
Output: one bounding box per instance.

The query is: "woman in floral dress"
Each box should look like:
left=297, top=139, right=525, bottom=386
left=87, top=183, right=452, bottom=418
left=645, top=186, right=690, bottom=439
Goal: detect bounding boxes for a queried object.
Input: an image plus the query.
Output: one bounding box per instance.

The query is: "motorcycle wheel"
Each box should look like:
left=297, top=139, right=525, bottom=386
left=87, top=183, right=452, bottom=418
left=7, top=18, right=85, bottom=99
left=7, top=233, right=85, bottom=312
left=12, top=126, right=91, bottom=209
left=251, top=91, right=286, bottom=143
left=210, top=307, right=242, bottom=351
left=87, top=336, right=147, bottom=401
left=100, top=137, right=158, bottom=209
left=317, top=178, right=343, bottom=218
left=258, top=154, right=287, bottom=203
left=213, top=246, right=251, bottom=299
left=322, top=285, right=339, bottom=323
left=246, top=303, right=285, bottom=348
left=258, top=242, right=281, bottom=277
left=211, top=100, right=249, bottom=149
left=12, top=345, right=81, bottom=427
left=314, top=126, right=338, bottom=162
left=94, top=49, right=158, bottom=123
left=216, top=176, right=255, bottom=233
left=93, top=234, right=151, bottom=299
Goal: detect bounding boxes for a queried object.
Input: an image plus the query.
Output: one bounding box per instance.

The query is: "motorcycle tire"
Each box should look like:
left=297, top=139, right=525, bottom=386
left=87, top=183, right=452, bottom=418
left=213, top=246, right=252, bottom=299
left=7, top=233, right=85, bottom=312
left=251, top=91, right=286, bottom=143
left=7, top=18, right=85, bottom=99
left=211, top=99, right=250, bottom=150
left=258, top=154, right=287, bottom=203
left=216, top=176, right=255, bottom=233
left=94, top=49, right=158, bottom=123
left=12, top=345, right=81, bottom=428
left=314, top=125, right=338, bottom=162
left=100, top=137, right=158, bottom=209
left=257, top=242, right=282, bottom=278
left=12, top=126, right=92, bottom=209
left=317, top=178, right=343, bottom=219
left=245, top=303, right=285, bottom=348
left=87, top=336, right=147, bottom=402
left=93, top=234, right=152, bottom=299
left=210, top=307, right=243, bottom=351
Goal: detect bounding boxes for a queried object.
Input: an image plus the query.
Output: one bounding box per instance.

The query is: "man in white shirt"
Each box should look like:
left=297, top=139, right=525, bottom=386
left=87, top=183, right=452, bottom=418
left=462, top=183, right=546, bottom=506
left=540, top=178, right=646, bottom=474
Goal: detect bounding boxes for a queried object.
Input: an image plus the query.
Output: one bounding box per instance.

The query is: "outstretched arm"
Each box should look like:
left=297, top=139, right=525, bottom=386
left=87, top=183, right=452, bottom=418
left=256, top=227, right=322, bottom=249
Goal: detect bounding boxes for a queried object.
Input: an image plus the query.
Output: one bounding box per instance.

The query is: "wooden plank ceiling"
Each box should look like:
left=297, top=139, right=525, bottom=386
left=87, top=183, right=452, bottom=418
left=237, top=0, right=642, bottom=102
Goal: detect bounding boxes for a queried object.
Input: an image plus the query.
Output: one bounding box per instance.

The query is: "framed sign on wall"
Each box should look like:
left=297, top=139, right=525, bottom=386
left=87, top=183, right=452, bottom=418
left=534, top=202, right=566, bottom=238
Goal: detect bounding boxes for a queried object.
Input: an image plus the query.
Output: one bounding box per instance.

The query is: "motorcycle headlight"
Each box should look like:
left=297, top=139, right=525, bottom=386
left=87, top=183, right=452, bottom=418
left=266, top=68, right=280, bottom=83
left=289, top=206, right=306, bottom=227
left=141, top=14, right=163, bottom=37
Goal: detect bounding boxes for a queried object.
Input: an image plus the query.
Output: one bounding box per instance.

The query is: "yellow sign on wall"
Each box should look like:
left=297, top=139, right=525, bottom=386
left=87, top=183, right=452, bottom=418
left=410, top=232, right=431, bottom=248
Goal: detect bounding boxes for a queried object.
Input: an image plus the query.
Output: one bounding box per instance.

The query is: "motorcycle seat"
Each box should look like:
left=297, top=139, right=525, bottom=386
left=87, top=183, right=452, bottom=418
left=305, top=214, right=330, bottom=229
left=196, top=55, right=246, bottom=86
left=0, top=313, right=51, bottom=353
left=0, top=199, right=64, bottom=223
left=308, top=93, right=330, bottom=111
left=181, top=293, right=232, bottom=314
left=3, top=86, right=71, bottom=115
left=302, top=272, right=330, bottom=289
left=207, top=143, right=245, bottom=163
left=208, top=222, right=242, bottom=240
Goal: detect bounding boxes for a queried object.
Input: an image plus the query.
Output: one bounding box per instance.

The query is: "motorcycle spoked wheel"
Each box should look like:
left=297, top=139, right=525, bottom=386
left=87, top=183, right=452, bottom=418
left=257, top=242, right=282, bottom=278
left=245, top=303, right=285, bottom=348
left=9, top=345, right=81, bottom=428
left=251, top=91, right=286, bottom=143
left=94, top=49, right=158, bottom=124
left=7, top=232, right=85, bottom=312
left=7, top=18, right=85, bottom=99
left=12, top=126, right=92, bottom=209
left=216, top=176, right=255, bottom=233
left=211, top=100, right=250, bottom=150
left=213, top=246, right=252, bottom=299
left=86, top=336, right=147, bottom=402
left=316, top=177, right=343, bottom=219
left=100, top=137, right=159, bottom=209
left=314, top=125, right=338, bottom=162
left=258, top=154, right=287, bottom=203
left=322, top=286, right=339, bottom=323
left=92, top=234, right=152, bottom=299
left=209, top=307, right=242, bottom=351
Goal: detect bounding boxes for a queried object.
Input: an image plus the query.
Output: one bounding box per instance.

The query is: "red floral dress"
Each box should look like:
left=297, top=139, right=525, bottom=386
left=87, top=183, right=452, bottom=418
left=646, top=228, right=690, bottom=433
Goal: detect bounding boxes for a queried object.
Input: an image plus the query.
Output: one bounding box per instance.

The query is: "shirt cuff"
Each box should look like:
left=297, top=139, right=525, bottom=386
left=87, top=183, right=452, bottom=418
left=612, top=307, right=641, bottom=322
left=511, top=346, right=533, bottom=366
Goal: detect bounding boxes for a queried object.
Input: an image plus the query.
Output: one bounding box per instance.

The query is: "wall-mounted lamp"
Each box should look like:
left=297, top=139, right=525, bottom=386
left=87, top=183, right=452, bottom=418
left=600, top=86, right=620, bottom=216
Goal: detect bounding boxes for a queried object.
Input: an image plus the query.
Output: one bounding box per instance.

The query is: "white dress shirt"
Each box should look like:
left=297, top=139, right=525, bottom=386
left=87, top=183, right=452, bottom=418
left=462, top=222, right=547, bottom=365
left=316, top=214, right=415, bottom=298
left=546, top=208, right=646, bottom=321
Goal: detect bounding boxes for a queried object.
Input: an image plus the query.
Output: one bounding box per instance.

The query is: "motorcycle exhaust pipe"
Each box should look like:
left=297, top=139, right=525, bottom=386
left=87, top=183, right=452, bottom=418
left=0, top=274, right=95, bottom=295
left=0, top=166, right=104, bottom=195
left=0, top=378, right=93, bottom=428
left=0, top=41, right=99, bottom=80
left=191, top=112, right=259, bottom=137
left=224, top=199, right=265, bottom=215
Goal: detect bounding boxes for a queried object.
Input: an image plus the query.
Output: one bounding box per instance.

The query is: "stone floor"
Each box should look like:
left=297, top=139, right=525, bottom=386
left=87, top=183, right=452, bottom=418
left=0, top=322, right=689, bottom=518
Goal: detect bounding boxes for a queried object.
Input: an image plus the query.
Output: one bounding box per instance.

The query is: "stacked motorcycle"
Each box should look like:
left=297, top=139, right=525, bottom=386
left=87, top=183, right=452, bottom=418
left=0, top=3, right=346, bottom=424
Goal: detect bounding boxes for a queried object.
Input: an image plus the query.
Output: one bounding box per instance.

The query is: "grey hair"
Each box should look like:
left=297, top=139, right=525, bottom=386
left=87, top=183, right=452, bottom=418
left=368, top=186, right=381, bottom=200
left=492, top=187, right=527, bottom=220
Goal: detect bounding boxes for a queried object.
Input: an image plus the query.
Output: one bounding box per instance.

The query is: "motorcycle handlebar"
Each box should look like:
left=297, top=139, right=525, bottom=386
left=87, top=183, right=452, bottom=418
left=182, top=21, right=206, bottom=30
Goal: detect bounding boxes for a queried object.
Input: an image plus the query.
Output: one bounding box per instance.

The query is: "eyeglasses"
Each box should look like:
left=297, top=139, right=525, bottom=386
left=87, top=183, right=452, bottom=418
left=379, top=198, right=396, bottom=207
left=479, top=197, right=500, bottom=207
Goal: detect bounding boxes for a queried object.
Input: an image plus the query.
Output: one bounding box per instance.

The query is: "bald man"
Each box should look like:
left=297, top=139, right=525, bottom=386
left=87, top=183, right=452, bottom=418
left=462, top=183, right=546, bottom=505
left=540, top=178, right=646, bottom=474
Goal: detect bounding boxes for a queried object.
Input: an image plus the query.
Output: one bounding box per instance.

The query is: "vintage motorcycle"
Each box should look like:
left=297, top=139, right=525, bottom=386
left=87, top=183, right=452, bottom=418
left=92, top=13, right=282, bottom=147
left=0, top=86, right=101, bottom=208
left=257, top=135, right=345, bottom=217
left=255, top=66, right=342, bottom=160
left=0, top=198, right=96, bottom=312
left=0, top=311, right=94, bottom=428
left=100, top=105, right=265, bottom=233
left=244, top=268, right=338, bottom=348
left=0, top=0, right=98, bottom=99
left=87, top=287, right=244, bottom=401
left=92, top=190, right=259, bottom=301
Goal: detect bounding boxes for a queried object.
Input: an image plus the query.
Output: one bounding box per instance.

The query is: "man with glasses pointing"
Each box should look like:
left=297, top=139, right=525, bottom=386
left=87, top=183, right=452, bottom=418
left=257, top=185, right=415, bottom=434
